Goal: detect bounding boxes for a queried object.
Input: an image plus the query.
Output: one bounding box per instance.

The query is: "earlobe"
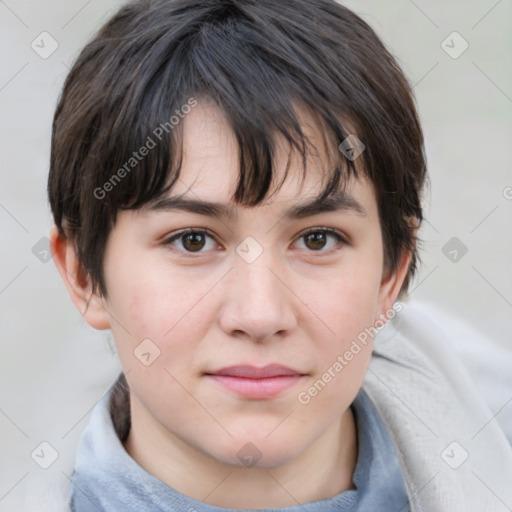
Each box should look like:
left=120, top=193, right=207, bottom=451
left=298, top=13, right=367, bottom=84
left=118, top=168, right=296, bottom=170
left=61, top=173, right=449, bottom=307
left=49, top=225, right=111, bottom=330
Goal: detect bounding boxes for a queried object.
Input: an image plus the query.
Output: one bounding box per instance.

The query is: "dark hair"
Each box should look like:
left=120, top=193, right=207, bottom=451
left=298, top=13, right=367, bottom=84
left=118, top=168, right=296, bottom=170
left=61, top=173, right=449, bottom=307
left=48, top=0, right=427, bottom=298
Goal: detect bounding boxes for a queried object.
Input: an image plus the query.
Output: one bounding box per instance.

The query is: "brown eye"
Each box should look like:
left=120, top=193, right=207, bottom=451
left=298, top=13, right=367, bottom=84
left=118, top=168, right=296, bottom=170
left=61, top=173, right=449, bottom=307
left=181, top=232, right=206, bottom=252
left=304, top=232, right=329, bottom=250
left=164, top=229, right=217, bottom=254
left=295, top=228, right=346, bottom=253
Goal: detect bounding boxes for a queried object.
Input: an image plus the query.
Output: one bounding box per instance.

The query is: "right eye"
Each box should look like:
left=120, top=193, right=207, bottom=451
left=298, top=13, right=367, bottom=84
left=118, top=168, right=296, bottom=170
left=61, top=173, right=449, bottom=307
left=162, top=228, right=220, bottom=255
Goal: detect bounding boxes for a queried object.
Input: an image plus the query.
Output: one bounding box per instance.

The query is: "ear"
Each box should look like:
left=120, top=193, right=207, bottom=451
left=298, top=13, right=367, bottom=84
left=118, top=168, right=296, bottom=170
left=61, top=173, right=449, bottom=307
left=50, top=225, right=111, bottom=330
left=377, top=247, right=412, bottom=316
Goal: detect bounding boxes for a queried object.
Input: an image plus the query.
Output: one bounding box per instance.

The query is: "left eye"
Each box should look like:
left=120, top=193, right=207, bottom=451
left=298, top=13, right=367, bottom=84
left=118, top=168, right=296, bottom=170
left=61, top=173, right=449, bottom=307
left=294, top=227, right=346, bottom=252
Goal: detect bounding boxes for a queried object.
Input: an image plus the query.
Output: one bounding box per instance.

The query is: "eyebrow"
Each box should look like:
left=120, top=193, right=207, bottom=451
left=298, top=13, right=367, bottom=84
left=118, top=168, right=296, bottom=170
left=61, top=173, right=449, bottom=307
left=148, top=190, right=366, bottom=220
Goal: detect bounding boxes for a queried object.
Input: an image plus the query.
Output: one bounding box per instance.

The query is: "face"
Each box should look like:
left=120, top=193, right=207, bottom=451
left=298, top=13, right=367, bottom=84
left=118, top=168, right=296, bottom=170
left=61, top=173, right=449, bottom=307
left=95, top=100, right=404, bottom=469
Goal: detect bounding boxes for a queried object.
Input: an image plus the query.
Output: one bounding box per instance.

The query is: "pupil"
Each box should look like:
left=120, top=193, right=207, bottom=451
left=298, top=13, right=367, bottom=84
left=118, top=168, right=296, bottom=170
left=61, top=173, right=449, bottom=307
left=184, top=233, right=204, bottom=251
left=307, top=233, right=326, bottom=250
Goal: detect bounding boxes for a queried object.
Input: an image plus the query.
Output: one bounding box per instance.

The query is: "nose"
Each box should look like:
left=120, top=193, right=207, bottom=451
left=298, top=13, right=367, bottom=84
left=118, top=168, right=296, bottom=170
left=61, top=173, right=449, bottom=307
left=218, top=248, right=298, bottom=342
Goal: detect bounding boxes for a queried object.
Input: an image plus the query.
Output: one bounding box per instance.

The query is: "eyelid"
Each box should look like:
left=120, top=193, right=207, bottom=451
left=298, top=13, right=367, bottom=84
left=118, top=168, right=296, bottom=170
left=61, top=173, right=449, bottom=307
left=296, top=226, right=349, bottom=245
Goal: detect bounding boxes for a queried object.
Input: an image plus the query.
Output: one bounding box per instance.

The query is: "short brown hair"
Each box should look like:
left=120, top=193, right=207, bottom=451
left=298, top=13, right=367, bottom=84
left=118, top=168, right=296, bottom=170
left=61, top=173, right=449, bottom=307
left=48, top=0, right=427, bottom=297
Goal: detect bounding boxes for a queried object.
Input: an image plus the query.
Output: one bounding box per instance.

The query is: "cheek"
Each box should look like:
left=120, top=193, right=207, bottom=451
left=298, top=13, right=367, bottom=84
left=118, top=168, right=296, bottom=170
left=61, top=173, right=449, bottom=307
left=339, top=278, right=381, bottom=336
left=310, top=263, right=382, bottom=343
left=107, top=269, right=214, bottom=418
left=105, top=247, right=196, bottom=333
left=103, top=250, right=214, bottom=375
left=298, top=277, right=379, bottom=419
left=301, top=253, right=382, bottom=398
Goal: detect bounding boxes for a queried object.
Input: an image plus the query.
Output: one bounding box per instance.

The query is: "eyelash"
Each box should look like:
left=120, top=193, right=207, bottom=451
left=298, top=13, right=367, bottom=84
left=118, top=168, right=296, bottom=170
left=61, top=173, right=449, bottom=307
left=162, top=227, right=348, bottom=256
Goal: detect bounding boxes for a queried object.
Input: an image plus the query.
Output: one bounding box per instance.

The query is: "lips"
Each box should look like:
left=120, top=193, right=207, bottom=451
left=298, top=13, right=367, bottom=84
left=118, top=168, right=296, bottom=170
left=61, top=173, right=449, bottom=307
left=206, top=364, right=304, bottom=379
left=205, top=364, right=306, bottom=399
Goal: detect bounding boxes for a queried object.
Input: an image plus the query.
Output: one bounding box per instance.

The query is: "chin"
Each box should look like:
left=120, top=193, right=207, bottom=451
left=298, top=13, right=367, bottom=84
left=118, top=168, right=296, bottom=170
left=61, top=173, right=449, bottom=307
left=208, top=434, right=305, bottom=469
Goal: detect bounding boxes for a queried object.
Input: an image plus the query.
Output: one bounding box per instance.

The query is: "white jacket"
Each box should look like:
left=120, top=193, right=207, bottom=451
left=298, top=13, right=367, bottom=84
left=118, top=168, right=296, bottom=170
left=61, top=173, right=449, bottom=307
left=4, top=300, right=512, bottom=511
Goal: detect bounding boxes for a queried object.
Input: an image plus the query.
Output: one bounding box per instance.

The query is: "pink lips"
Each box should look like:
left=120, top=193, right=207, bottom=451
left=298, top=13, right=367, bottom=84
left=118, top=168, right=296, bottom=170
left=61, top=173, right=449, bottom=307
left=205, top=364, right=305, bottom=399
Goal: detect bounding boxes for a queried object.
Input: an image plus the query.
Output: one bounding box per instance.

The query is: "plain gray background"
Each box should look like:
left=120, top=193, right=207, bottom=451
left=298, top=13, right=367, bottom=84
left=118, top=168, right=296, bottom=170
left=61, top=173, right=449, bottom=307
left=0, top=0, right=511, bottom=507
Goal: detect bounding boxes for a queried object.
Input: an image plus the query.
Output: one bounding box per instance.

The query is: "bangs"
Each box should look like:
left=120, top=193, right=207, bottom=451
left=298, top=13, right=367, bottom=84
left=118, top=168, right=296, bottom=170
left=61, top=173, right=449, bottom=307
left=85, top=0, right=361, bottom=217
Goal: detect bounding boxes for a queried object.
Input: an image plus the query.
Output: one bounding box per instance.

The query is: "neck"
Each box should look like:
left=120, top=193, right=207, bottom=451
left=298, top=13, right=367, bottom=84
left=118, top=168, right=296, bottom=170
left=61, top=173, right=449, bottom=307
left=123, top=394, right=358, bottom=508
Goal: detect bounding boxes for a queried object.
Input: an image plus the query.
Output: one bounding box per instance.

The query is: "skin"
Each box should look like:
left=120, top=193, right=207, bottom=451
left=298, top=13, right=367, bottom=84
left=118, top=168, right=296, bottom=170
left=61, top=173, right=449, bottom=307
left=51, top=99, right=411, bottom=508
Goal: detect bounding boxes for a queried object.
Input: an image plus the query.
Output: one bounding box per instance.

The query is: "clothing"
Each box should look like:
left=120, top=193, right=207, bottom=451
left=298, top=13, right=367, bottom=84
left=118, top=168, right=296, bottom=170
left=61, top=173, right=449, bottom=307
left=363, top=302, right=512, bottom=511
left=9, top=300, right=512, bottom=511
left=70, top=375, right=410, bottom=512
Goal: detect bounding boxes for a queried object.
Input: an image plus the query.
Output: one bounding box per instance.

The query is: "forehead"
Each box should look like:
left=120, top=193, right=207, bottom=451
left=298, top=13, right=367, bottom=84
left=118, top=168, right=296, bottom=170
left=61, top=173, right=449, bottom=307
left=166, top=98, right=375, bottom=214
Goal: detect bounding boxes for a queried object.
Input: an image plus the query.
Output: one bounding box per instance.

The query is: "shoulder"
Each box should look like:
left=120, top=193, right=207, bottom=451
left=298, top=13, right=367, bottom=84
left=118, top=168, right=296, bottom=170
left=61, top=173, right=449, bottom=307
left=377, top=298, right=512, bottom=444
left=363, top=299, right=512, bottom=511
